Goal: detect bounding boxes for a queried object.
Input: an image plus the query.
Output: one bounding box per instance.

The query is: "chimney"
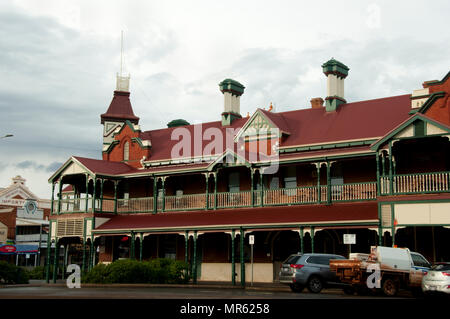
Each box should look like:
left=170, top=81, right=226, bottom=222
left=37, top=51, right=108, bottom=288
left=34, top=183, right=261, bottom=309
left=310, top=97, right=324, bottom=109
left=219, top=78, right=245, bottom=126
left=322, top=58, right=349, bottom=112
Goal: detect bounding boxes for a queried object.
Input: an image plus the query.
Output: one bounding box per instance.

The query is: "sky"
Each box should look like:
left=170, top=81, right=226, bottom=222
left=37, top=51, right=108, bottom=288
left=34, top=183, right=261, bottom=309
left=0, top=0, right=449, bottom=199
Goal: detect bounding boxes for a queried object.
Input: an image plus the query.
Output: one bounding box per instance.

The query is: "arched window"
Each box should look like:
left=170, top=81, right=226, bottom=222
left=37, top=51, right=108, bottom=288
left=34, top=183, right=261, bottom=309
left=123, top=141, right=129, bottom=161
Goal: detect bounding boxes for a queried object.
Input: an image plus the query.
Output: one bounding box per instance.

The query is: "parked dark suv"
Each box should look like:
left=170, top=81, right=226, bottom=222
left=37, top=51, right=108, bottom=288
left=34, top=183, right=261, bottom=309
left=279, top=253, right=347, bottom=293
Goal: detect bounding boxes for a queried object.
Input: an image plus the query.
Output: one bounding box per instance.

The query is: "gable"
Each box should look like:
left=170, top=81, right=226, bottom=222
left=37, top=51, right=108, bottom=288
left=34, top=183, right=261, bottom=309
left=235, top=109, right=282, bottom=142
left=371, top=114, right=450, bottom=151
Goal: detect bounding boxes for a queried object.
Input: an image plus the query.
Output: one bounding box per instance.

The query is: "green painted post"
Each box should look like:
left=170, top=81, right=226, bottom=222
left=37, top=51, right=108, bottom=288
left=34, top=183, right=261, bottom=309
left=240, top=228, right=245, bottom=287
left=205, top=174, right=209, bottom=210
left=316, top=164, right=321, bottom=203
left=300, top=227, right=304, bottom=254
left=57, top=180, right=63, bottom=215
left=184, top=231, right=189, bottom=265
left=260, top=173, right=264, bottom=207
left=45, top=230, right=52, bottom=283
left=250, top=170, right=254, bottom=207
left=50, top=183, right=55, bottom=216
left=130, top=232, right=135, bottom=259
left=139, top=233, right=143, bottom=261
left=85, top=175, right=89, bottom=213
left=161, top=178, right=166, bottom=212
left=113, top=181, right=118, bottom=215
left=214, top=174, right=217, bottom=210
left=61, top=244, right=66, bottom=279
left=381, top=152, right=386, bottom=177
left=388, top=144, right=393, bottom=195
left=90, top=236, right=94, bottom=270
left=153, top=177, right=157, bottom=214
left=82, top=238, right=86, bottom=273
left=327, top=162, right=331, bottom=204
left=311, top=227, right=315, bottom=253
left=376, top=154, right=380, bottom=196
left=92, top=178, right=97, bottom=213
left=193, top=231, right=197, bottom=284
left=99, top=179, right=104, bottom=213
left=231, top=230, right=235, bottom=285
left=52, top=239, right=59, bottom=283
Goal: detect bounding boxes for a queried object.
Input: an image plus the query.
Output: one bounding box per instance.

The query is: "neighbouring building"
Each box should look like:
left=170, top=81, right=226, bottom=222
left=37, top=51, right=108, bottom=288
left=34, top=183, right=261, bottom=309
left=0, top=176, right=51, bottom=266
left=46, top=59, right=450, bottom=285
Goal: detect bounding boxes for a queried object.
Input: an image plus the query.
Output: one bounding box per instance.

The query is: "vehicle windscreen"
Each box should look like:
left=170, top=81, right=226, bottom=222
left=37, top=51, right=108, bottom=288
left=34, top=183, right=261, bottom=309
left=283, top=255, right=301, bottom=264
left=432, top=264, right=450, bottom=271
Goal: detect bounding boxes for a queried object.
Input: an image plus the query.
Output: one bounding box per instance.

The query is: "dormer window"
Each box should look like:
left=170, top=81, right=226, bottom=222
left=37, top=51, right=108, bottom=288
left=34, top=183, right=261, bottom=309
left=124, top=141, right=129, bottom=161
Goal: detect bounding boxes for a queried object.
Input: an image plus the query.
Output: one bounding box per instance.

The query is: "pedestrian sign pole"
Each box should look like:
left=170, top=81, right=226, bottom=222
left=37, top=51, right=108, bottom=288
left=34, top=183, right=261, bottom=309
left=249, top=235, right=254, bottom=286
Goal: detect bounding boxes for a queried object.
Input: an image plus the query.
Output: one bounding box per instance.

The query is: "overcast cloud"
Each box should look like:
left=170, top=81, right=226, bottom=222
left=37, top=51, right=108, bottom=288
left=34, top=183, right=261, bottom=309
left=0, top=0, right=449, bottom=198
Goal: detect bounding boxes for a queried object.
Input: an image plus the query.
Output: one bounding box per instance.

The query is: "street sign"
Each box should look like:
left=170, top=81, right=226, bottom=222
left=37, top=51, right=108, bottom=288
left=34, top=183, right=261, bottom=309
left=343, top=234, right=356, bottom=245
left=249, top=235, right=254, bottom=245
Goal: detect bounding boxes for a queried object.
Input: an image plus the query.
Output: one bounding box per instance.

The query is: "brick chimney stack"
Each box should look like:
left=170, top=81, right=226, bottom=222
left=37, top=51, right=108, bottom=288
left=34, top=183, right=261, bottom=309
left=310, top=97, right=324, bottom=109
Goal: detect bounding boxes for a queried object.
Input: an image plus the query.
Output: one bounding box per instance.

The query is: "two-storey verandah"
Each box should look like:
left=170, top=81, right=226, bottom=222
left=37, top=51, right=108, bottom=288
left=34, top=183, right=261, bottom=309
left=91, top=201, right=380, bottom=285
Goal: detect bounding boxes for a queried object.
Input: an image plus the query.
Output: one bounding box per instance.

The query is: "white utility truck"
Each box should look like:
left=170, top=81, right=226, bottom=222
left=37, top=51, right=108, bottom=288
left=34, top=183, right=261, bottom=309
left=329, top=246, right=431, bottom=296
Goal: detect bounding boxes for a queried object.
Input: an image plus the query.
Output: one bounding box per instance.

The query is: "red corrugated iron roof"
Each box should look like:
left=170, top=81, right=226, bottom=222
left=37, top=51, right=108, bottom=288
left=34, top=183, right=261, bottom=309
left=93, top=202, right=378, bottom=232
left=74, top=156, right=138, bottom=175
left=138, top=94, right=411, bottom=161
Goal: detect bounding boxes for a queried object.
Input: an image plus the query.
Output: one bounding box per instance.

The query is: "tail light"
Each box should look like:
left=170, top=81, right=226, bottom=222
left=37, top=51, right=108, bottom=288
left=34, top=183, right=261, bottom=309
left=442, top=272, right=450, bottom=276
left=290, top=264, right=304, bottom=269
left=423, top=271, right=428, bottom=275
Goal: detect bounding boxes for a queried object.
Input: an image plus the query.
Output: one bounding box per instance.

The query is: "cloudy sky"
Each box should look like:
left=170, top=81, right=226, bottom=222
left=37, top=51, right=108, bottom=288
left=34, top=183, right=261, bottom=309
left=0, top=0, right=449, bottom=199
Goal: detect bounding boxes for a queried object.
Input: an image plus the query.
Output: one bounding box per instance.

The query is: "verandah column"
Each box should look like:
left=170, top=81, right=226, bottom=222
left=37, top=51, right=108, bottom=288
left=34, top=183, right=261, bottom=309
left=161, top=177, right=166, bottom=212
left=250, top=169, right=255, bottom=207
left=57, top=179, right=63, bottom=215
left=153, top=177, right=157, bottom=214
left=315, top=163, right=321, bottom=203
left=92, top=177, right=97, bottom=213
left=45, top=231, right=52, bottom=283
left=299, top=227, right=304, bottom=254
left=231, top=230, right=235, bottom=285
left=85, top=174, right=89, bottom=213
left=139, top=233, right=144, bottom=261
left=193, top=231, right=198, bottom=284
left=99, top=178, right=104, bottom=212
left=311, top=227, right=315, bottom=253
left=240, top=227, right=245, bottom=287
left=388, top=143, right=394, bottom=195
left=52, top=238, right=59, bottom=283
left=204, top=173, right=209, bottom=210
left=213, top=173, right=218, bottom=210
left=326, top=162, right=331, bottom=204
left=376, top=153, right=381, bottom=196
left=130, top=231, right=135, bottom=259
left=113, top=180, right=118, bottom=214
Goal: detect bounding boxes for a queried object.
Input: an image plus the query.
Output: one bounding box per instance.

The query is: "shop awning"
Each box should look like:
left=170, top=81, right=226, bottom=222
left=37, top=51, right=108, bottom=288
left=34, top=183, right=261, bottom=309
left=0, top=244, right=39, bottom=255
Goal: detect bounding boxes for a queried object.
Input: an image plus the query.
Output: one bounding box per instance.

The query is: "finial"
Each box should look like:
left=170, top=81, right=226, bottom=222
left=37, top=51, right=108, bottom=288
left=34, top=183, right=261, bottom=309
left=268, top=102, right=273, bottom=112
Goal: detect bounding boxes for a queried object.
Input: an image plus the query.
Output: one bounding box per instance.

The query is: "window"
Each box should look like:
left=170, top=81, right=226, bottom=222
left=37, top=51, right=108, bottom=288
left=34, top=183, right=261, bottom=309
left=411, top=253, right=431, bottom=268
left=269, top=177, right=279, bottom=189
left=229, top=172, right=240, bottom=193
left=123, top=141, right=129, bottom=161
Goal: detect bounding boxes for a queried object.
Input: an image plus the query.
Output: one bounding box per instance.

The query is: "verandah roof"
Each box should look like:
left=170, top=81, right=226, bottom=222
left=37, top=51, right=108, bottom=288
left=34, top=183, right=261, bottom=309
left=93, top=202, right=379, bottom=234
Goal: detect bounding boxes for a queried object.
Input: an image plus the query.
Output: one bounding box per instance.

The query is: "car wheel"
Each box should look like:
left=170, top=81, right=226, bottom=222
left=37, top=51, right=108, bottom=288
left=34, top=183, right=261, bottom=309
left=381, top=278, right=398, bottom=297
left=307, top=276, right=323, bottom=293
left=289, top=283, right=304, bottom=293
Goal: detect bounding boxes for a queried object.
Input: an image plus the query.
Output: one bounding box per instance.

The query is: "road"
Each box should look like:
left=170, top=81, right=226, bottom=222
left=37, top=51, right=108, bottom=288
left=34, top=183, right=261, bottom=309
left=0, top=284, right=412, bottom=299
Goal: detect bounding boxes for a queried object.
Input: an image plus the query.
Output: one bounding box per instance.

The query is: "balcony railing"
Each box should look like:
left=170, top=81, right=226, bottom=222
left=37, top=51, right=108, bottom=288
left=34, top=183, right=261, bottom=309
left=53, top=171, right=450, bottom=214
left=381, top=171, right=450, bottom=195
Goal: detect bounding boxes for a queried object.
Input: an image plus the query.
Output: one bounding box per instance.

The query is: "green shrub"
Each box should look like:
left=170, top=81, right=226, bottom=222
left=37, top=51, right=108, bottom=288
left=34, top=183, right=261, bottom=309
left=0, top=261, right=29, bottom=284
left=82, top=258, right=189, bottom=284
left=26, top=266, right=45, bottom=280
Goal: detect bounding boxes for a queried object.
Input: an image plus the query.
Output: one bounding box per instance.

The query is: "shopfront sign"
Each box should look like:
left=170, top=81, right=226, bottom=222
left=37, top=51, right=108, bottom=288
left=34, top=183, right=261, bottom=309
left=0, top=245, right=17, bottom=253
